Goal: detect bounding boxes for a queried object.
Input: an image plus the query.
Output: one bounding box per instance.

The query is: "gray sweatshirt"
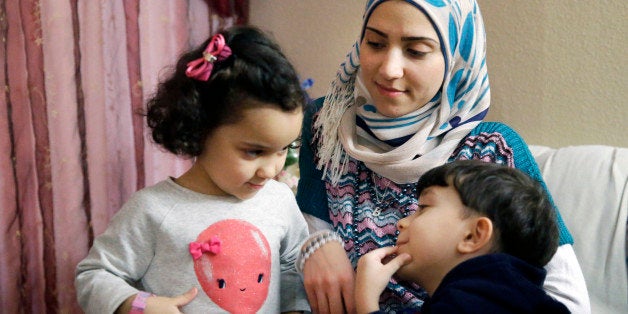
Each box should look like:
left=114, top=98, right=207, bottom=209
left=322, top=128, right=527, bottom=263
left=75, top=178, right=310, bottom=313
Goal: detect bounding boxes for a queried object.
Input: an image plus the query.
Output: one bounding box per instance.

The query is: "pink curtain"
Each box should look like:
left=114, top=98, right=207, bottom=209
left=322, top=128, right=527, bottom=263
left=0, top=0, right=248, bottom=312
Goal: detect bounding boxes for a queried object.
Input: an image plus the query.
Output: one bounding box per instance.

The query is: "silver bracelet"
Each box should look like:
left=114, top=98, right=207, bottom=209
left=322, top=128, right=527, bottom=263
left=296, top=230, right=344, bottom=273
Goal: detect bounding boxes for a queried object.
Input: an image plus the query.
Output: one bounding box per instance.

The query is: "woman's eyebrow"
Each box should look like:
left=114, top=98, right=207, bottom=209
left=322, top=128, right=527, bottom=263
left=402, top=36, right=439, bottom=45
left=365, top=26, right=439, bottom=45
left=365, top=26, right=388, bottom=38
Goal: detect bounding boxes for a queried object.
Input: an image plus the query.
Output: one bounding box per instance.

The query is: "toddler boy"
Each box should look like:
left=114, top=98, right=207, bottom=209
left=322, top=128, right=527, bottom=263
left=355, top=160, right=569, bottom=313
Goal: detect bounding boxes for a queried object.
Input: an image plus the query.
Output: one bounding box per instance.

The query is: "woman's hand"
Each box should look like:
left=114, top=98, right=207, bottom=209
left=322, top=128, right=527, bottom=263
left=116, top=287, right=198, bottom=314
left=355, top=246, right=411, bottom=314
left=302, top=241, right=355, bottom=314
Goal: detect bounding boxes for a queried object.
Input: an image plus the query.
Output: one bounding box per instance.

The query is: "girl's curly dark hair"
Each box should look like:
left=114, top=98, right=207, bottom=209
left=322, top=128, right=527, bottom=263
left=145, top=25, right=306, bottom=157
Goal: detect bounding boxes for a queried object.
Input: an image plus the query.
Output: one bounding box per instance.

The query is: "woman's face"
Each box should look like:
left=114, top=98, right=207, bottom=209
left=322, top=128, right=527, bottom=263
left=359, top=0, right=445, bottom=118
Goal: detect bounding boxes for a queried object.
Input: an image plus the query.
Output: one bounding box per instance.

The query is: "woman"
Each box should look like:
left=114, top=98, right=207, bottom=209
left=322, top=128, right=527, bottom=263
left=296, top=0, right=590, bottom=313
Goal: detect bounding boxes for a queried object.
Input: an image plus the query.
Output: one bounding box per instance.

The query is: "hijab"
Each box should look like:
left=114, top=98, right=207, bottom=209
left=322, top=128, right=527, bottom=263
left=315, top=0, right=490, bottom=184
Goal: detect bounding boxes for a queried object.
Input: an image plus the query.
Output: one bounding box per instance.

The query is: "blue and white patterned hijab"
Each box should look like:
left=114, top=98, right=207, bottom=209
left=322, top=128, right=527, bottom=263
left=315, top=0, right=490, bottom=184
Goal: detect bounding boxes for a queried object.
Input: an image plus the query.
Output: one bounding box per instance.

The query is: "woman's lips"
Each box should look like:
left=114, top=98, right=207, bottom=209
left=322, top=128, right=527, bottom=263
left=376, top=82, right=404, bottom=97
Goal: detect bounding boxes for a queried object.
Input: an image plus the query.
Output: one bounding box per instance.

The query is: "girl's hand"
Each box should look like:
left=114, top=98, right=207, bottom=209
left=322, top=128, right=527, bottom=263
left=144, top=287, right=197, bottom=314
left=355, top=246, right=411, bottom=314
left=117, top=288, right=198, bottom=314
left=302, top=241, right=355, bottom=314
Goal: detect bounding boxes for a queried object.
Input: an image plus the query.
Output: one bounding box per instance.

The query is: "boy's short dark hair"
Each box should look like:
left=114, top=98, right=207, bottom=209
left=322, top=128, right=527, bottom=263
left=416, top=160, right=559, bottom=267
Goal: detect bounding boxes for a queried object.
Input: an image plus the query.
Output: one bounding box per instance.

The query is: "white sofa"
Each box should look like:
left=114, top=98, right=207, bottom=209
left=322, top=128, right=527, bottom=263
left=530, top=145, right=628, bottom=313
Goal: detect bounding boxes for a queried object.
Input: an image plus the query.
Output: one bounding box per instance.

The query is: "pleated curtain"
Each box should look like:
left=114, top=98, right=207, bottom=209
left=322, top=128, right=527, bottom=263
left=0, top=0, right=247, bottom=312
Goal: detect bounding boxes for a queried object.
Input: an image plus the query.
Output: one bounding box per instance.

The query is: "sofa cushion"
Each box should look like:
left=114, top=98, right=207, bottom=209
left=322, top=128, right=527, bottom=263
left=530, top=145, right=628, bottom=314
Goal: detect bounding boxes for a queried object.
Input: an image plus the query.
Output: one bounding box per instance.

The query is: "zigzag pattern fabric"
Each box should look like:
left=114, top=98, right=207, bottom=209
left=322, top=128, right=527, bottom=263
left=327, top=160, right=427, bottom=311
left=451, top=132, right=515, bottom=166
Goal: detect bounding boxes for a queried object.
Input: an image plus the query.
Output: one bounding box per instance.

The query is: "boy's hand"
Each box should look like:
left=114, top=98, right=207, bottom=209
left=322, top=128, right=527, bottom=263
left=354, top=246, right=411, bottom=314
left=117, top=287, right=198, bottom=314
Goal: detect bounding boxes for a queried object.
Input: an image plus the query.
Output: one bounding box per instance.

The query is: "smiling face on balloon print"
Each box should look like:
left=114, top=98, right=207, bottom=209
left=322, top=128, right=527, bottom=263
left=190, top=219, right=271, bottom=313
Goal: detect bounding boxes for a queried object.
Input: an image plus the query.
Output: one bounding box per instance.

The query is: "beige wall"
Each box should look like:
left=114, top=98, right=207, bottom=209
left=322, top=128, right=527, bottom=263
left=250, top=0, right=627, bottom=148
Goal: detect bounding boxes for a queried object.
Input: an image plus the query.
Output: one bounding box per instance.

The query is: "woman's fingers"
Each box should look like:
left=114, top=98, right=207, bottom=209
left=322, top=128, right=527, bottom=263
left=340, top=277, right=356, bottom=314
left=328, top=290, right=345, bottom=313
left=305, top=284, right=319, bottom=313
left=303, top=241, right=354, bottom=313
left=315, top=288, right=328, bottom=314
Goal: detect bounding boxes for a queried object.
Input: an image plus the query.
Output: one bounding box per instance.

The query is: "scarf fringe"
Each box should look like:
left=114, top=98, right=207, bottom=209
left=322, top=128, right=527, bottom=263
left=314, top=74, right=356, bottom=185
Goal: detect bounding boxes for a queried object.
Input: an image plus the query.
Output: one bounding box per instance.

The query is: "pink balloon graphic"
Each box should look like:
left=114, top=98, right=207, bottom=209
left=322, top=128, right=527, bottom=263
left=192, top=219, right=271, bottom=313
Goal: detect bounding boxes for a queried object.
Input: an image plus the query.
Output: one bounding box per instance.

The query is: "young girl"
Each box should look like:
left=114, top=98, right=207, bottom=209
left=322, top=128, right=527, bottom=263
left=75, top=26, right=310, bottom=314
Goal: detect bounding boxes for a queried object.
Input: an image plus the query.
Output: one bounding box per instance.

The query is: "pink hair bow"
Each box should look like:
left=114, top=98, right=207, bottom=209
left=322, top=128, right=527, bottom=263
left=185, top=33, right=232, bottom=81
left=189, top=236, right=222, bottom=260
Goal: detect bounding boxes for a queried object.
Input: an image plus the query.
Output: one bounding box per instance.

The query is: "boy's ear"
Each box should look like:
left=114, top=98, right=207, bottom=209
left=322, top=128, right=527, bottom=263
left=457, top=217, right=493, bottom=254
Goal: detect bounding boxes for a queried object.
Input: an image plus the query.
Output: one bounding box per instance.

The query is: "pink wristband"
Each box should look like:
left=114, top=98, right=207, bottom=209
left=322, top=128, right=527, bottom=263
left=129, top=291, right=153, bottom=314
